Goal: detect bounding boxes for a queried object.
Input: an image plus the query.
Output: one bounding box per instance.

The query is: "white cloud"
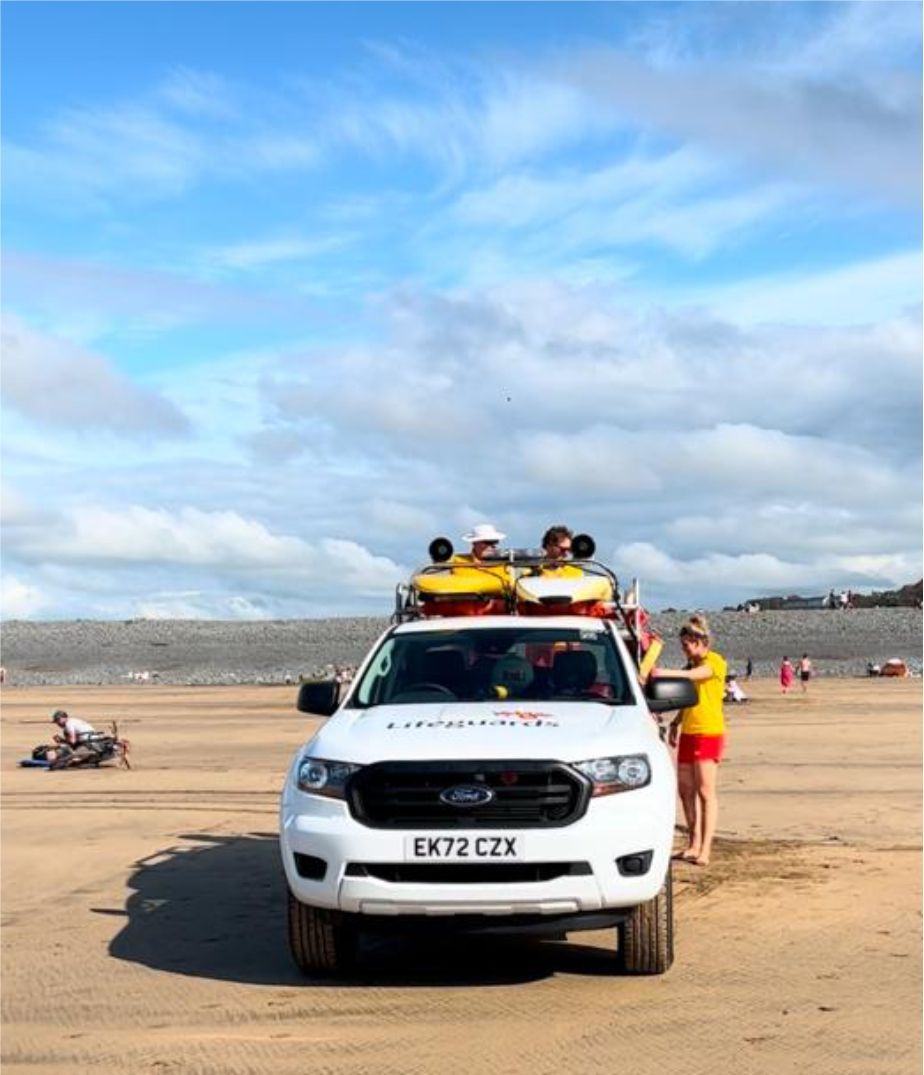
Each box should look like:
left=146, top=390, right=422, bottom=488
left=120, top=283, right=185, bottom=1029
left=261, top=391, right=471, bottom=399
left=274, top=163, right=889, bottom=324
left=670, top=250, right=922, bottom=327
left=1, top=252, right=311, bottom=355
left=156, top=67, right=237, bottom=119
left=202, top=235, right=347, bottom=273
left=512, top=422, right=914, bottom=512
left=558, top=30, right=921, bottom=205
left=9, top=503, right=407, bottom=601
left=829, top=551, right=923, bottom=583
left=477, top=75, right=604, bottom=169
left=451, top=149, right=803, bottom=261
left=367, top=498, right=438, bottom=535
left=5, top=104, right=209, bottom=209
left=2, top=77, right=321, bottom=212
left=611, top=541, right=921, bottom=608
left=265, top=284, right=918, bottom=464
left=665, top=502, right=919, bottom=560
left=516, top=428, right=662, bottom=493
left=1, top=315, right=190, bottom=437
left=779, top=3, right=921, bottom=81
left=135, top=591, right=272, bottom=620
left=238, top=134, right=319, bottom=170
left=1, top=575, right=46, bottom=619
left=675, top=424, right=909, bottom=503
left=313, top=59, right=604, bottom=177
left=56, top=506, right=306, bottom=566
left=1, top=482, right=47, bottom=527
left=4, top=6, right=919, bottom=224
left=1, top=10, right=918, bottom=620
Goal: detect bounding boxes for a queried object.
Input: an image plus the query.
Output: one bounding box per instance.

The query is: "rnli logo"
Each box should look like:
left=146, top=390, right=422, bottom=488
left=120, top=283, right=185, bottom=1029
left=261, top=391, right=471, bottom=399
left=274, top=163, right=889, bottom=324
left=439, top=784, right=496, bottom=807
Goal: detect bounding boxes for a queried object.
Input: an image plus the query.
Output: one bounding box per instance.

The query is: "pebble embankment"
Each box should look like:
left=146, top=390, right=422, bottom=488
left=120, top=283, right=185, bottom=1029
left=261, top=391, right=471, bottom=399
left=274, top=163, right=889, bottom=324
left=1, top=609, right=919, bottom=686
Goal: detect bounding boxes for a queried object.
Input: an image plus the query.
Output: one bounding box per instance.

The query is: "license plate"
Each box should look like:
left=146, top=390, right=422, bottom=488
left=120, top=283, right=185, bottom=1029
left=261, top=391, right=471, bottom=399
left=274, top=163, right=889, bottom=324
left=404, top=835, right=523, bottom=861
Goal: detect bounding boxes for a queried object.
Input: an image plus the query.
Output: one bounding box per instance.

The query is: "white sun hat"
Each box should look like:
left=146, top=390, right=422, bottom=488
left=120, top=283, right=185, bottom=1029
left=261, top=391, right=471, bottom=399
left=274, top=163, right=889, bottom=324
left=462, top=523, right=506, bottom=543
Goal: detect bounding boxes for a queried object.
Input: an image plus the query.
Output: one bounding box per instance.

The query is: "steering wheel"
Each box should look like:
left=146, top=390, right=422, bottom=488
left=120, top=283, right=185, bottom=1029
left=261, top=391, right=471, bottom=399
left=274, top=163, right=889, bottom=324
left=401, top=682, right=457, bottom=698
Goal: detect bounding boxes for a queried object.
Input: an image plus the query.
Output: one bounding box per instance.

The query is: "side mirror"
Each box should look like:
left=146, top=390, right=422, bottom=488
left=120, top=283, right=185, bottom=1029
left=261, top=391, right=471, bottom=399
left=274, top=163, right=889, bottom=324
left=296, top=680, right=341, bottom=716
left=645, top=676, right=698, bottom=713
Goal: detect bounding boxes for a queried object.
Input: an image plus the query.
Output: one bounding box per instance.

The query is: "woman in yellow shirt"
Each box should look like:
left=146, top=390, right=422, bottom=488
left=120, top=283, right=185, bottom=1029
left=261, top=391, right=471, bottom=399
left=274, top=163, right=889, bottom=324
left=655, top=614, right=727, bottom=867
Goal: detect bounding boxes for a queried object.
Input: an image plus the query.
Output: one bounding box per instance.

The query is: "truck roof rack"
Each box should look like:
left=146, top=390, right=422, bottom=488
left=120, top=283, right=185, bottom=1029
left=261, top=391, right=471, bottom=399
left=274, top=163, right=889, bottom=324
left=391, top=536, right=654, bottom=664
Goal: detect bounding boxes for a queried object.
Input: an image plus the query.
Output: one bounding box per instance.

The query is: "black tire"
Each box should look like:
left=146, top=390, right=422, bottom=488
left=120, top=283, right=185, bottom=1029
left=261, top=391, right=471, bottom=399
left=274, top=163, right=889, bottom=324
left=618, top=867, right=674, bottom=975
left=287, top=889, right=358, bottom=976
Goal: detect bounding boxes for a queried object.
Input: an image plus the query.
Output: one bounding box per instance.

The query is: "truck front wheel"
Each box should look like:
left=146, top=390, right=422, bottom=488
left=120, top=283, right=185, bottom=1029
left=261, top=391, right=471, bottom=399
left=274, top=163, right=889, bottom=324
left=287, top=889, right=358, bottom=975
left=617, top=868, right=674, bottom=975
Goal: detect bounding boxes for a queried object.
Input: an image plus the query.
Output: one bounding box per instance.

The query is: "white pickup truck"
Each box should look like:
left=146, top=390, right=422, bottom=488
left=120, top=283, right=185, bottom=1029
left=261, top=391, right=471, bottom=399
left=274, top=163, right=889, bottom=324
left=280, top=609, right=695, bottom=976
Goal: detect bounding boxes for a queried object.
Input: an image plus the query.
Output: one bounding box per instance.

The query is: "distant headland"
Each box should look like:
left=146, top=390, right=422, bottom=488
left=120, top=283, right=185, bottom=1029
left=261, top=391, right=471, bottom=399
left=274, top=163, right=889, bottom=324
left=742, top=580, right=922, bottom=612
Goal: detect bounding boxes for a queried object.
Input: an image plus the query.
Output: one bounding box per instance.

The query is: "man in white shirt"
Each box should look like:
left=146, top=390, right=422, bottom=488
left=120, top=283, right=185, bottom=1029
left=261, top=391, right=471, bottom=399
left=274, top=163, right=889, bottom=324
left=46, top=709, right=104, bottom=767
left=52, top=709, right=96, bottom=748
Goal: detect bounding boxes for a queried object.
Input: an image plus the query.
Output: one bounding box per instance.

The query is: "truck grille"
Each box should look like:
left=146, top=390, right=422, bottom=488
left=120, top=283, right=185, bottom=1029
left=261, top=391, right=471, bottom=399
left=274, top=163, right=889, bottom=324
left=348, top=760, right=589, bottom=829
left=347, top=862, right=591, bottom=883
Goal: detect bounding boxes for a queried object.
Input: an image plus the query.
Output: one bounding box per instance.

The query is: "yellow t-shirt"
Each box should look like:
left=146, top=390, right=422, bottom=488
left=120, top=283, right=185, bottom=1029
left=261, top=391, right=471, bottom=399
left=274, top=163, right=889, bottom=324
left=449, top=554, right=511, bottom=577
left=539, top=563, right=584, bottom=578
left=679, top=650, right=727, bottom=736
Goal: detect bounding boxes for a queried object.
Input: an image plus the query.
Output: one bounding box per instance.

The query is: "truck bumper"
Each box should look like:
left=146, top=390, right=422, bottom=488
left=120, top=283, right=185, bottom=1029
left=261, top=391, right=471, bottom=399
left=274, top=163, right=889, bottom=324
left=280, top=784, right=674, bottom=917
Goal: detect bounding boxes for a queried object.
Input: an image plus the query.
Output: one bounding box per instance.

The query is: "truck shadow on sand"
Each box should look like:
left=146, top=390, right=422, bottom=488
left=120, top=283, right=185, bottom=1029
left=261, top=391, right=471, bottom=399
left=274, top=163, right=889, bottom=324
left=103, top=833, right=621, bottom=987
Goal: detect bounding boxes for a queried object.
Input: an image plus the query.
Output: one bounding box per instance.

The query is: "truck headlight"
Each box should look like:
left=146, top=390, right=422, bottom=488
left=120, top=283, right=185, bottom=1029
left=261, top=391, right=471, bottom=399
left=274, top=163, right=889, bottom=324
left=572, top=754, right=651, bottom=796
left=296, top=757, right=361, bottom=799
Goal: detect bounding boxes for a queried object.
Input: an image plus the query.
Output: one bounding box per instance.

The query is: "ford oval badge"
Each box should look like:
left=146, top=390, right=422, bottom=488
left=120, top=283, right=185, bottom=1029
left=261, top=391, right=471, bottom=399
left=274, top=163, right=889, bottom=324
left=439, top=784, right=496, bottom=808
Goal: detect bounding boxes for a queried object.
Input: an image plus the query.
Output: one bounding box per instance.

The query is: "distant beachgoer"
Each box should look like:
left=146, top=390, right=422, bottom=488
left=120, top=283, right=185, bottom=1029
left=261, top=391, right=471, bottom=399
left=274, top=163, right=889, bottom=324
left=724, top=676, right=748, bottom=704
left=798, top=654, right=812, bottom=692
left=652, top=614, right=727, bottom=867
left=745, top=657, right=753, bottom=679
left=780, top=657, right=795, bottom=693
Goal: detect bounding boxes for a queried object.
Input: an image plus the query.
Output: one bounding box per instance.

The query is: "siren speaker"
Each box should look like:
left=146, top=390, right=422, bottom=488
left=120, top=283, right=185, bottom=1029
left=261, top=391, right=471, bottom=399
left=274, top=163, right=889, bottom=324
left=572, top=533, right=596, bottom=559
left=429, top=536, right=454, bottom=563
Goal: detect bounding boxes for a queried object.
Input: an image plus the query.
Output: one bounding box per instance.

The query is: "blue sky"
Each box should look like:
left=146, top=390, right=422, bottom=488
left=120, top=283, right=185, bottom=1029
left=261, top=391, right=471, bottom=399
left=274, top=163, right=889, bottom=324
left=2, top=1, right=921, bottom=619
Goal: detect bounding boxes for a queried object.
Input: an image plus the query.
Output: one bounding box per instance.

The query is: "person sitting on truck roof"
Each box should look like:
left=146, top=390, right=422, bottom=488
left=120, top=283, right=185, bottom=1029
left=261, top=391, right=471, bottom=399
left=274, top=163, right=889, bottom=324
left=454, top=523, right=506, bottom=564
left=541, top=525, right=573, bottom=561
left=538, top=524, right=583, bottom=580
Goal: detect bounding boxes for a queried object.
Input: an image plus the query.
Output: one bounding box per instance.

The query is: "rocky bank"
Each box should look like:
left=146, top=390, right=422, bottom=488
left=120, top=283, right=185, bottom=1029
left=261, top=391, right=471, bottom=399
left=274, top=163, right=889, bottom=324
left=1, top=608, right=920, bottom=686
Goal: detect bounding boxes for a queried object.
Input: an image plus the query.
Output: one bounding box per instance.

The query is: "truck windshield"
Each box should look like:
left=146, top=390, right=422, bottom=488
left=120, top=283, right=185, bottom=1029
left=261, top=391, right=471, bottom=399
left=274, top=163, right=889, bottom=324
left=349, top=626, right=632, bottom=707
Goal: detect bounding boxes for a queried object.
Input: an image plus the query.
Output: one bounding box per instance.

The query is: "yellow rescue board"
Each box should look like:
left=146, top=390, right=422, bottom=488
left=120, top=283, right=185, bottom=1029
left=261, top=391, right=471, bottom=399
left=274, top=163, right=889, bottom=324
left=413, top=565, right=510, bottom=597
left=637, top=636, right=663, bottom=682
left=515, top=571, right=614, bottom=606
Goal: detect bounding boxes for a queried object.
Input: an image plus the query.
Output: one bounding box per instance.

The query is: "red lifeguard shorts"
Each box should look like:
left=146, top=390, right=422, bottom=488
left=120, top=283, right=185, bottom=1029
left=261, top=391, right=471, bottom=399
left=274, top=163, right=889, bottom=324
left=677, top=733, right=725, bottom=764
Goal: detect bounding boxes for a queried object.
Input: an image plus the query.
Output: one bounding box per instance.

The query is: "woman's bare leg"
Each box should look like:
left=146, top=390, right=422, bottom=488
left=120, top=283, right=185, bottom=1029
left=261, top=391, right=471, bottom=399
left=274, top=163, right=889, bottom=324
left=694, top=759, right=719, bottom=865
left=677, top=763, right=700, bottom=856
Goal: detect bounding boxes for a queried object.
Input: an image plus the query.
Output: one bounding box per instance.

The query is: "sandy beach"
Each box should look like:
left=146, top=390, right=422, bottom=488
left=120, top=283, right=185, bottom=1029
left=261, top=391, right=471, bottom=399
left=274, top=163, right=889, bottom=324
left=1, top=677, right=920, bottom=1074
